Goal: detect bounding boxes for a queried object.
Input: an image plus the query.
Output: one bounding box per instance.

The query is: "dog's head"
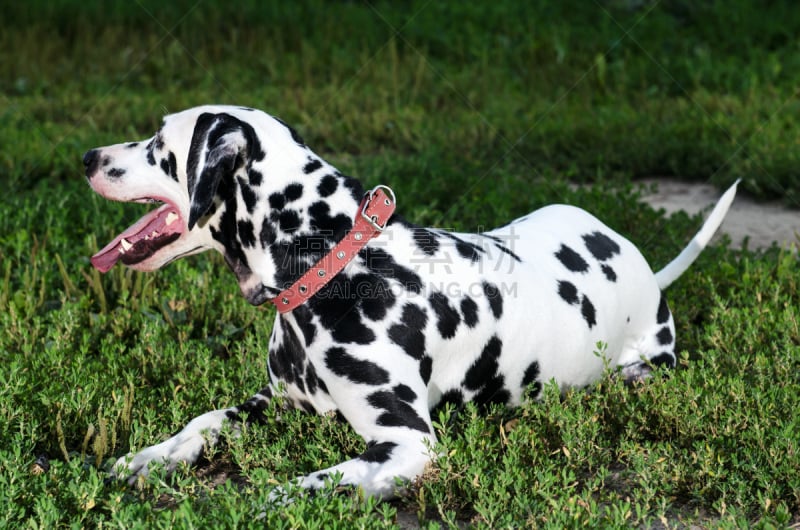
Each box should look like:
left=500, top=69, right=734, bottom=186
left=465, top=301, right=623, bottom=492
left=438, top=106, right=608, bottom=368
left=84, top=105, right=312, bottom=304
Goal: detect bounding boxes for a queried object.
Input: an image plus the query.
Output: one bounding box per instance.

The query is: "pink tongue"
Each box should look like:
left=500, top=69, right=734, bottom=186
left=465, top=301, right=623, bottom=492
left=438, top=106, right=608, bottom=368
left=91, top=203, right=182, bottom=273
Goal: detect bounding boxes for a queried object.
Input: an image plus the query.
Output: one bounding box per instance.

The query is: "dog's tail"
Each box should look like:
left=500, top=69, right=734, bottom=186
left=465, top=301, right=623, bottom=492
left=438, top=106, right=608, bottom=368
left=654, top=179, right=740, bottom=290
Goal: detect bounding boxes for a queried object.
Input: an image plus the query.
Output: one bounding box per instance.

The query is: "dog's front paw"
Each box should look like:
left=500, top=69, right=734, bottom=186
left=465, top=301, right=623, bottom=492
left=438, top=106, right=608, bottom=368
left=110, top=435, right=201, bottom=484
left=111, top=410, right=230, bottom=484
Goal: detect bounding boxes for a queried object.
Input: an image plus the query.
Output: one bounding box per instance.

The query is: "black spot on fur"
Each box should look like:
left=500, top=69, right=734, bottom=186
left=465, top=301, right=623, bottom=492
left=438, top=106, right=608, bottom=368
left=268, top=327, right=306, bottom=386
left=431, top=388, right=464, bottom=420
left=167, top=151, right=178, bottom=181
left=359, top=441, right=397, bottom=463
left=436, top=389, right=463, bottom=409
left=388, top=323, right=410, bottom=351
left=555, top=244, right=589, bottom=273
left=456, top=240, right=482, bottom=262
left=473, top=379, right=510, bottom=407
left=388, top=304, right=427, bottom=360
left=411, top=228, right=440, bottom=256
left=467, top=335, right=512, bottom=415
left=269, top=232, right=330, bottom=289
left=269, top=193, right=285, bottom=210
left=321, top=309, right=375, bottom=344
left=464, top=336, right=503, bottom=391
left=419, top=355, right=432, bottom=384
left=479, top=233, right=502, bottom=243
left=303, top=158, right=323, bottom=174
left=429, top=292, right=461, bottom=339
left=229, top=388, right=273, bottom=425
left=482, top=281, right=503, bottom=319
left=494, top=242, right=522, bottom=262
left=656, top=326, right=673, bottom=345
left=284, top=183, right=303, bottom=202
left=317, top=174, right=338, bottom=198
left=402, top=302, right=428, bottom=328
left=583, top=231, right=621, bottom=261
left=352, top=273, right=396, bottom=321
left=521, top=361, right=543, bottom=398
left=309, top=201, right=352, bottom=241
left=248, top=168, right=263, bottom=186
left=304, top=362, right=319, bottom=394
left=367, top=391, right=430, bottom=433
left=581, top=295, right=597, bottom=328
left=657, top=295, right=670, bottom=324
left=108, top=168, right=126, bottom=178
left=557, top=280, right=579, bottom=305
left=237, top=176, right=258, bottom=214
left=362, top=247, right=424, bottom=294
left=460, top=297, right=479, bottom=328
left=313, top=472, right=329, bottom=488
left=160, top=151, right=178, bottom=182
left=237, top=219, right=256, bottom=248
left=293, top=306, right=316, bottom=347
left=126, top=142, right=139, bottom=148
left=260, top=218, right=277, bottom=248
left=521, top=361, right=540, bottom=388
left=649, top=352, right=675, bottom=368
left=393, top=384, right=417, bottom=403
left=309, top=280, right=377, bottom=345
left=601, top=264, right=617, bottom=282
left=325, top=347, right=390, bottom=385
left=440, top=232, right=483, bottom=263
left=298, top=400, right=315, bottom=414
left=278, top=209, right=301, bottom=233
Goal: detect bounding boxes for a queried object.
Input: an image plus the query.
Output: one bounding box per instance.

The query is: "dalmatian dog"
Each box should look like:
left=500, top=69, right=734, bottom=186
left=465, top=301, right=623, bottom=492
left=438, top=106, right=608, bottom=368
left=83, top=105, right=738, bottom=499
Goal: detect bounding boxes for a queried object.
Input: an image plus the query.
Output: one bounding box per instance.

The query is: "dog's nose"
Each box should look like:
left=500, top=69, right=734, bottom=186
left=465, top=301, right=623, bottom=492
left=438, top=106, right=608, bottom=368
left=83, top=149, right=99, bottom=178
left=83, top=149, right=97, bottom=167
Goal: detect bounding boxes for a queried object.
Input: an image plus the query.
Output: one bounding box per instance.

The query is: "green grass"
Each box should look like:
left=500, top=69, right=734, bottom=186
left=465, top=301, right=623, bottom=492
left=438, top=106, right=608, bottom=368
left=1, top=1, right=799, bottom=527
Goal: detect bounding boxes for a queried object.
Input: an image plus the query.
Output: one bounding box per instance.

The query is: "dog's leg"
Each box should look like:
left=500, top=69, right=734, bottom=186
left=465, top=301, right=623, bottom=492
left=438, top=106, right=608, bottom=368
left=292, top=431, right=436, bottom=499
left=282, top=381, right=437, bottom=499
left=617, top=294, right=677, bottom=383
left=112, top=387, right=275, bottom=484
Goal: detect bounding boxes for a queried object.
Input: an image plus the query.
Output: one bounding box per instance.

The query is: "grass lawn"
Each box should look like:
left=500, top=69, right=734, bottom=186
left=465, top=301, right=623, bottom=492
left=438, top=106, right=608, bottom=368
left=1, top=1, right=799, bottom=527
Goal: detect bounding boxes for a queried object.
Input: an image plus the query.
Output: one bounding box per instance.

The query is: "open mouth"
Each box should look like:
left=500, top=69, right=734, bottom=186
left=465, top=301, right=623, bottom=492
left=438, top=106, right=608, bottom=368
left=91, top=199, right=185, bottom=273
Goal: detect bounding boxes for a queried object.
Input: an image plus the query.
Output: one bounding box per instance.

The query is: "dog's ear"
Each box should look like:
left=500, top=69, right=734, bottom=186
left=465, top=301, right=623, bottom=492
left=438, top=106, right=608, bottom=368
left=186, top=112, right=260, bottom=229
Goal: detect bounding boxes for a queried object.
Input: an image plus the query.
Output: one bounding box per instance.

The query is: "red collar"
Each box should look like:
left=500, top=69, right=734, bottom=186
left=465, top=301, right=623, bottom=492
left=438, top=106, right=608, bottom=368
left=271, top=185, right=396, bottom=313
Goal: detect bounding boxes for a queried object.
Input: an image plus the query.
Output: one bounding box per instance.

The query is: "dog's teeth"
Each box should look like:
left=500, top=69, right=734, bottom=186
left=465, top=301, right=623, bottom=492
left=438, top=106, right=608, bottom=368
left=120, top=238, right=132, bottom=251
left=165, top=212, right=179, bottom=226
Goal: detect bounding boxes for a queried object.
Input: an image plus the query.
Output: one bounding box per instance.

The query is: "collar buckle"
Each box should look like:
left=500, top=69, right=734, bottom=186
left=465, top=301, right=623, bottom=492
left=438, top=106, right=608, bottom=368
left=360, top=185, right=395, bottom=232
